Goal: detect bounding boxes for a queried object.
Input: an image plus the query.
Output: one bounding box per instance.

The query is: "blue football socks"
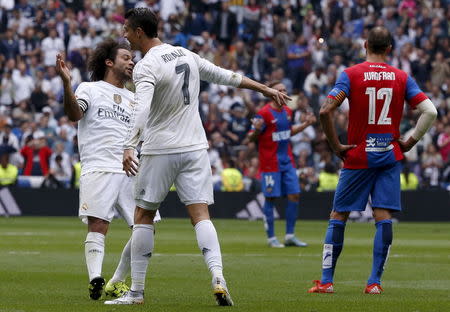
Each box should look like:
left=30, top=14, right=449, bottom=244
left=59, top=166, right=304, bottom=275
left=368, top=219, right=392, bottom=285
left=263, top=200, right=275, bottom=238
left=321, top=219, right=346, bottom=284
left=285, top=200, right=298, bottom=235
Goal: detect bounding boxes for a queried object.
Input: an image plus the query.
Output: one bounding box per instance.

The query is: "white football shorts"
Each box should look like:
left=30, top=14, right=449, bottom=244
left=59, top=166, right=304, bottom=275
left=79, top=172, right=135, bottom=226
left=135, top=149, right=214, bottom=210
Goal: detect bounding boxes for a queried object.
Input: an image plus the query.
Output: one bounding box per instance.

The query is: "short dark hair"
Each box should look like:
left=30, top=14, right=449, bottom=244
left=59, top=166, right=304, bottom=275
left=367, top=26, right=392, bottom=54
left=125, top=8, right=158, bottom=38
left=87, top=38, right=130, bottom=81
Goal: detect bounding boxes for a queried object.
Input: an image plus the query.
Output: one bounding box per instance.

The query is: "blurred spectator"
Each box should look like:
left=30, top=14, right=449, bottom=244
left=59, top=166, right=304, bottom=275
left=0, top=144, right=18, bottom=186
left=212, top=1, right=237, bottom=48
left=437, top=124, right=450, bottom=163
left=20, top=130, right=52, bottom=176
left=317, top=162, right=339, bottom=192
left=71, top=158, right=81, bottom=189
left=49, top=142, right=71, bottom=187
left=0, top=70, right=13, bottom=108
left=0, top=28, right=19, bottom=60
left=421, top=143, right=443, bottom=188
left=298, top=166, right=319, bottom=192
left=431, top=52, right=450, bottom=87
left=225, top=103, right=250, bottom=147
left=40, top=29, right=64, bottom=67
left=287, top=35, right=310, bottom=91
left=303, top=65, right=327, bottom=96
left=220, top=159, right=244, bottom=192
left=400, top=162, right=419, bottom=190
left=12, top=61, right=34, bottom=104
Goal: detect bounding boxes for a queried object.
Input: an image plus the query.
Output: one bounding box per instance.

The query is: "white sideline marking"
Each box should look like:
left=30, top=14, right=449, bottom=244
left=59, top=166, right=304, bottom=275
left=8, top=251, right=40, bottom=255
left=2, top=232, right=53, bottom=236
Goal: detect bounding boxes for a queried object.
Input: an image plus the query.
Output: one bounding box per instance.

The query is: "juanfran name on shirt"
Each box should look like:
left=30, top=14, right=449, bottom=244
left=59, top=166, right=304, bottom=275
left=364, top=71, right=396, bottom=81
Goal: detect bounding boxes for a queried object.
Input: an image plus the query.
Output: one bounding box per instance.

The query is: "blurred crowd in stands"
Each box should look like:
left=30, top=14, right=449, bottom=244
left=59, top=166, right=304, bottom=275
left=0, top=0, right=448, bottom=191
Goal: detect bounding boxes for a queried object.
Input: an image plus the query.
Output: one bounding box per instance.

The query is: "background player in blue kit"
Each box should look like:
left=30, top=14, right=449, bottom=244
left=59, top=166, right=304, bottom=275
left=247, top=81, right=316, bottom=248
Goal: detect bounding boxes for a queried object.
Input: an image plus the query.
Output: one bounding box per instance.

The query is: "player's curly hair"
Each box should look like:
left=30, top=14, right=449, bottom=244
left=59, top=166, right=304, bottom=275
left=87, top=38, right=131, bottom=81
left=124, top=8, right=158, bottom=38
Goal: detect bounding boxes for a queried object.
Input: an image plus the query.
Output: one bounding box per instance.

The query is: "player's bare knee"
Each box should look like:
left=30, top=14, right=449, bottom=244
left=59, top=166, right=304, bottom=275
left=134, top=206, right=157, bottom=224
left=87, top=217, right=109, bottom=234
left=330, top=211, right=349, bottom=222
left=186, top=203, right=210, bottom=226
left=372, top=208, right=392, bottom=222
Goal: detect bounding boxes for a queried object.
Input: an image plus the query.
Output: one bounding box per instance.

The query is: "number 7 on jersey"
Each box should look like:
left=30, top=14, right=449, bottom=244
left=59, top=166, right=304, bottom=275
left=175, top=63, right=190, bottom=105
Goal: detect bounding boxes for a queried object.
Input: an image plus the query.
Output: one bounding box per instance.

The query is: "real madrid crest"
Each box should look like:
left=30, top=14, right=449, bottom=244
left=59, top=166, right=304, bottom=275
left=113, top=94, right=122, bottom=104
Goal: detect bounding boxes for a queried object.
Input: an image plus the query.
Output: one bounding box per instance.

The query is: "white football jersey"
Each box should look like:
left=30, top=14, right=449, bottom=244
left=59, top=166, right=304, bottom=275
left=76, top=80, right=135, bottom=175
left=124, top=43, right=242, bottom=154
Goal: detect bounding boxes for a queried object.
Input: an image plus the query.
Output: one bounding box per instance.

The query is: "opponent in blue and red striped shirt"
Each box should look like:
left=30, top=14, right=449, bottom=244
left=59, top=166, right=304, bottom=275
left=247, top=81, right=316, bottom=248
left=308, top=26, right=437, bottom=295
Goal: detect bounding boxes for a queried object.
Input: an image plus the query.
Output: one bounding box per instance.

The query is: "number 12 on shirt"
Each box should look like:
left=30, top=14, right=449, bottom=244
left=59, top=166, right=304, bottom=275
left=365, top=87, right=393, bottom=125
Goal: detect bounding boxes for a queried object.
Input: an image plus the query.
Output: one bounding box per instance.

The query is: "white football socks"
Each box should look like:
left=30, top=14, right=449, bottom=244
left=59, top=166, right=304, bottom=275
left=194, top=219, right=224, bottom=280
left=131, top=224, right=154, bottom=292
left=110, top=237, right=131, bottom=283
left=85, top=232, right=105, bottom=281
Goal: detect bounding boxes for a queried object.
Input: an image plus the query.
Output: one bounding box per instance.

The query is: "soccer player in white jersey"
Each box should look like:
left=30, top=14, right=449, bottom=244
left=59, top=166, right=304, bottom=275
left=56, top=39, right=160, bottom=301
left=104, top=8, right=290, bottom=306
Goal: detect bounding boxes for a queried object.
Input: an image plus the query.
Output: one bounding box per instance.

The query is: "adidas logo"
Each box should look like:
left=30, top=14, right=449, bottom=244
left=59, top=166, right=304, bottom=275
left=202, top=248, right=211, bottom=255
left=369, top=286, right=380, bottom=294
left=142, top=252, right=152, bottom=258
left=89, top=249, right=102, bottom=254
left=140, top=189, right=146, bottom=195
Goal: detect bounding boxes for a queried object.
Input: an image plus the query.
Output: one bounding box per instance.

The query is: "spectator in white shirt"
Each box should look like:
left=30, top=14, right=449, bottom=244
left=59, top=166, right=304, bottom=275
left=0, top=70, right=14, bottom=107
left=303, top=65, right=327, bottom=96
left=12, top=62, right=34, bottom=103
left=41, top=29, right=65, bottom=67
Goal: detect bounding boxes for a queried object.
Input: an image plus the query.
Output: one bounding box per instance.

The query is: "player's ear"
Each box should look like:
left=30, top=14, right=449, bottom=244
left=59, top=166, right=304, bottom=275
left=136, top=27, right=144, bottom=38
left=364, top=40, right=368, bottom=50
left=105, top=58, right=114, bottom=68
left=386, top=45, right=392, bottom=55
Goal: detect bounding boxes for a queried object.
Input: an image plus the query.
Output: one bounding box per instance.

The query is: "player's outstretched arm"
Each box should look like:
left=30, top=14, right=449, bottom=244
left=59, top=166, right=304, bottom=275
left=320, top=96, right=355, bottom=160
left=195, top=53, right=290, bottom=107
left=238, top=76, right=291, bottom=108
left=399, top=99, right=437, bottom=152
left=291, top=112, right=316, bottom=136
left=55, top=54, right=83, bottom=122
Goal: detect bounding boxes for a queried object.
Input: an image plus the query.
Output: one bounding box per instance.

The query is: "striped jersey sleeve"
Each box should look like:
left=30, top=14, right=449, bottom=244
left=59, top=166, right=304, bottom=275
left=74, top=82, right=91, bottom=113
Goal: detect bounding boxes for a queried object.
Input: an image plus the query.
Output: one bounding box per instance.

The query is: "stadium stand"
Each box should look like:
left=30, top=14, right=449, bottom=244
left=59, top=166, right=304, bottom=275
left=0, top=0, right=448, bottom=190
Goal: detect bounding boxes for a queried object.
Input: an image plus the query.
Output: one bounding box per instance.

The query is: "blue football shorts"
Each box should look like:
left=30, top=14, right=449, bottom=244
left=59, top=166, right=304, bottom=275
left=261, top=165, right=300, bottom=198
left=333, top=161, right=402, bottom=212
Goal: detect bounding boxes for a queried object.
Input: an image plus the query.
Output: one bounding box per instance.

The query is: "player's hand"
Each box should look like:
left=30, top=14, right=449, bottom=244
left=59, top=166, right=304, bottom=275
left=398, top=137, right=418, bottom=153
left=305, top=113, right=317, bottom=125
left=334, top=144, right=356, bottom=160
left=55, top=54, right=71, bottom=84
left=263, top=87, right=292, bottom=108
left=251, top=117, right=264, bottom=131
left=123, top=149, right=139, bottom=176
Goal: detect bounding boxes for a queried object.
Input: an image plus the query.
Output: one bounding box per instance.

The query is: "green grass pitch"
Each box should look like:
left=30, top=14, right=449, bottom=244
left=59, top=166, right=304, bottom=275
left=0, top=217, right=449, bottom=312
